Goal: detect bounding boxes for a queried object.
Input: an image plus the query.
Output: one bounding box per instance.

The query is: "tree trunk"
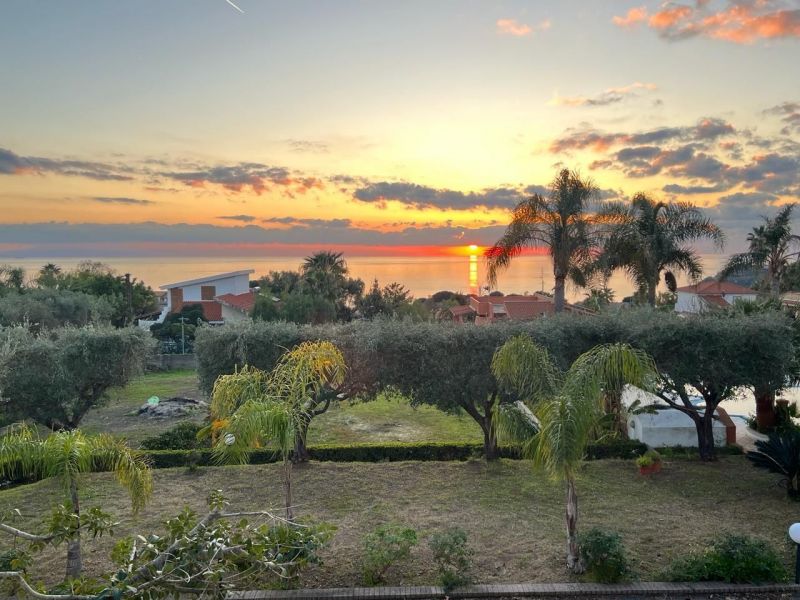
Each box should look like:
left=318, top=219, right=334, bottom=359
left=647, top=281, right=657, bottom=307
left=754, top=386, right=776, bottom=432
left=482, top=420, right=499, bottom=461
left=604, top=390, right=627, bottom=438
left=694, top=413, right=717, bottom=462
left=293, top=418, right=311, bottom=463
left=65, top=478, right=82, bottom=579
left=283, top=460, right=294, bottom=521
left=565, top=478, right=584, bottom=574
left=554, top=275, right=566, bottom=313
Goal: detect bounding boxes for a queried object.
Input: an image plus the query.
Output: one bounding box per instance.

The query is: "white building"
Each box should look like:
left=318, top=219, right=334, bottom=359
left=138, top=269, right=255, bottom=328
left=674, top=280, right=757, bottom=313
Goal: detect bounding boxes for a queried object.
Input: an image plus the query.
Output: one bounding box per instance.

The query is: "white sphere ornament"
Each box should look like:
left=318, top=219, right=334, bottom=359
left=224, top=433, right=236, bottom=446
left=789, top=523, right=800, bottom=544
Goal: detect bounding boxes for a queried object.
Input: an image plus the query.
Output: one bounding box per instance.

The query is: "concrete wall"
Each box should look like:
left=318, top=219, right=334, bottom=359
left=166, top=273, right=250, bottom=311
left=152, top=353, right=197, bottom=370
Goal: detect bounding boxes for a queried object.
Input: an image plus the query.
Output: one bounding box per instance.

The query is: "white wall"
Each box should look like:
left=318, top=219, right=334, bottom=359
left=628, top=411, right=728, bottom=448
left=166, top=273, right=251, bottom=311
left=220, top=304, right=249, bottom=324
left=675, top=292, right=706, bottom=313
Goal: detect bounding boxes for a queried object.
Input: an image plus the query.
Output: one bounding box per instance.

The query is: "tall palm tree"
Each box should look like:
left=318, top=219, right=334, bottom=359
left=301, top=251, right=349, bottom=302
left=596, top=193, right=724, bottom=307
left=492, top=336, right=656, bottom=573
left=486, top=169, right=599, bottom=312
left=720, top=204, right=799, bottom=297
left=212, top=341, right=346, bottom=519
left=0, top=426, right=152, bottom=578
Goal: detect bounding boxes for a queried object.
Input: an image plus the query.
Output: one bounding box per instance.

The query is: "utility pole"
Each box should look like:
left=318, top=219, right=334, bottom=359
left=124, top=273, right=133, bottom=326
left=179, top=316, right=188, bottom=354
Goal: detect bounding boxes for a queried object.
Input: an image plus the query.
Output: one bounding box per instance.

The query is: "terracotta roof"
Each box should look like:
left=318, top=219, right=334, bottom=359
left=216, top=291, right=256, bottom=314
left=504, top=301, right=553, bottom=320
left=676, top=280, right=755, bottom=295
left=449, top=305, right=474, bottom=316
left=701, top=294, right=731, bottom=308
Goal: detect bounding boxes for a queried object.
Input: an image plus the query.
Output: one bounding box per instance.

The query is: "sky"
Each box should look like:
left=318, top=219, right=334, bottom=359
left=0, top=0, right=799, bottom=258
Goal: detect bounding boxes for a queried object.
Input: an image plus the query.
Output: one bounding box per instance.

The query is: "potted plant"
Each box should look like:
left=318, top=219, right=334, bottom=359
left=636, top=450, right=662, bottom=475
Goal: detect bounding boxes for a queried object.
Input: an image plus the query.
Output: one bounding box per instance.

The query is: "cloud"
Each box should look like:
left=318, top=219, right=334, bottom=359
left=285, top=139, right=330, bottom=154
left=662, top=183, right=729, bottom=194
left=353, top=181, right=527, bottom=211
left=263, top=217, right=352, bottom=228
left=549, top=117, right=735, bottom=153
left=550, top=82, right=657, bottom=107
left=217, top=214, right=257, bottom=222
left=496, top=18, right=550, bottom=37
left=613, top=1, right=800, bottom=44
left=613, top=6, right=648, bottom=27
left=0, top=147, right=133, bottom=181
left=161, top=162, right=324, bottom=195
left=91, top=196, right=155, bottom=206
left=764, top=101, right=800, bottom=135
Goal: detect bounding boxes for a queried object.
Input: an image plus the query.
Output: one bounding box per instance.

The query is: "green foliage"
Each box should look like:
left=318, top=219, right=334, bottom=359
left=428, top=527, right=474, bottom=591
left=664, top=534, right=787, bottom=583
left=635, top=449, right=662, bottom=468
left=0, top=288, right=113, bottom=328
left=139, top=422, right=207, bottom=450
left=579, top=528, right=632, bottom=583
left=362, top=524, right=418, bottom=585
left=0, top=325, right=155, bottom=429
left=747, top=430, right=800, bottom=499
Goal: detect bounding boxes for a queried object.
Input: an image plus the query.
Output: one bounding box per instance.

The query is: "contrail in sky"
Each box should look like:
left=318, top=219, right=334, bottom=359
left=225, top=0, right=244, bottom=13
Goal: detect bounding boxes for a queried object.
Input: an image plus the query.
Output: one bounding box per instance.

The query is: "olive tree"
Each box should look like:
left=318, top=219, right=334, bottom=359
left=0, top=326, right=154, bottom=429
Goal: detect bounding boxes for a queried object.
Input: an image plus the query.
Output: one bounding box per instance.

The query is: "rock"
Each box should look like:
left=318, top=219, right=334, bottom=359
left=138, top=396, right=207, bottom=418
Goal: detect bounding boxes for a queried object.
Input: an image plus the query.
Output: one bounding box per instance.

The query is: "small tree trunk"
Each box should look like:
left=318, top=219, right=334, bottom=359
left=694, top=413, right=717, bottom=462
left=647, top=282, right=657, bottom=307
left=755, top=386, right=776, bottom=432
left=604, top=390, right=627, bottom=438
left=293, top=418, right=311, bottom=463
left=283, top=460, right=294, bottom=521
left=65, top=478, right=82, bottom=579
left=554, top=275, right=566, bottom=313
left=565, top=478, right=584, bottom=574
left=482, top=420, right=499, bottom=461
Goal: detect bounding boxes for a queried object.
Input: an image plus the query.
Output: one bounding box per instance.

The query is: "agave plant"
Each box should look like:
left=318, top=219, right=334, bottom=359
left=746, top=430, right=800, bottom=499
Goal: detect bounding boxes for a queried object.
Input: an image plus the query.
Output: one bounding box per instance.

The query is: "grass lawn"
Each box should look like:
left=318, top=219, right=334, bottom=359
left=82, top=370, right=483, bottom=446
left=0, top=457, right=795, bottom=587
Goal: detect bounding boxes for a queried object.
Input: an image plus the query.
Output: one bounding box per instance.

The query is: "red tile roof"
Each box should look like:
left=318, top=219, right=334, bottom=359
left=701, top=294, right=731, bottom=308
left=215, top=291, right=256, bottom=314
left=676, top=280, right=755, bottom=295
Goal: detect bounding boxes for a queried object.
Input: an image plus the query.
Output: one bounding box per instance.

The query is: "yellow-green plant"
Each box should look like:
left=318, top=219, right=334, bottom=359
left=492, top=335, right=656, bottom=573
left=0, top=425, right=152, bottom=579
left=212, top=340, right=346, bottom=519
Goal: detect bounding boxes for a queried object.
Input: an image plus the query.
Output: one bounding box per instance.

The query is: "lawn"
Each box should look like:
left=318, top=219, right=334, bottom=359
left=0, top=457, right=795, bottom=587
left=82, top=370, right=483, bottom=446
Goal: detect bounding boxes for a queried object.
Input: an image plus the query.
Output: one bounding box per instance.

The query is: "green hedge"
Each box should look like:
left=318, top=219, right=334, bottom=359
left=140, top=440, right=649, bottom=469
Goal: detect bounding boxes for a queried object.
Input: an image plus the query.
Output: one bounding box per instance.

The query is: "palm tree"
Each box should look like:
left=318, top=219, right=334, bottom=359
left=0, top=426, right=152, bottom=578
left=301, top=251, right=348, bottom=302
left=720, top=204, right=799, bottom=297
left=212, top=341, right=346, bottom=519
left=486, top=169, right=599, bottom=312
left=596, top=193, right=724, bottom=307
left=491, top=336, right=656, bottom=573
left=36, top=263, right=62, bottom=288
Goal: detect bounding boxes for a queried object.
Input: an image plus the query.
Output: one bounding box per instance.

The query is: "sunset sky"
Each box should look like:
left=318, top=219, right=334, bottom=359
left=1, top=0, right=799, bottom=258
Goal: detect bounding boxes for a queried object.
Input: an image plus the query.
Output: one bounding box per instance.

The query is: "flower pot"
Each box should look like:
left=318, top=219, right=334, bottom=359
left=638, top=462, right=662, bottom=476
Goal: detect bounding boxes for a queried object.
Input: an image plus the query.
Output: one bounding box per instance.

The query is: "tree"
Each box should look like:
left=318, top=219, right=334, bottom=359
left=0, top=425, right=152, bottom=579
left=720, top=204, right=800, bottom=297
left=0, top=288, right=113, bottom=329
left=358, top=279, right=388, bottom=318
left=486, top=169, right=600, bottom=312
left=0, top=265, right=25, bottom=295
left=596, top=193, right=724, bottom=306
left=0, top=326, right=154, bottom=429
left=36, top=263, right=62, bottom=288
left=492, top=336, right=657, bottom=573
left=212, top=341, right=346, bottom=517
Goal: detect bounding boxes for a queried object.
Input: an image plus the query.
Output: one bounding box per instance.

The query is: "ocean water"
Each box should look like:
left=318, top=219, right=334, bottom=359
left=3, top=253, right=728, bottom=302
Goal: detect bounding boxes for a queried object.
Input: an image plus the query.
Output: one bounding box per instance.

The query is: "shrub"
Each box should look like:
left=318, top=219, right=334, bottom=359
left=579, top=528, right=632, bottom=583
left=664, top=534, right=787, bottom=583
left=362, top=524, right=418, bottom=585
left=139, top=422, right=208, bottom=450
left=428, top=527, right=474, bottom=591
left=635, top=449, right=662, bottom=468
left=746, top=430, right=800, bottom=499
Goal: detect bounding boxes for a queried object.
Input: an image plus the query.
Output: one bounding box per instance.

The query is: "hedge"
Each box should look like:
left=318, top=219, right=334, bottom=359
left=139, top=440, right=649, bottom=469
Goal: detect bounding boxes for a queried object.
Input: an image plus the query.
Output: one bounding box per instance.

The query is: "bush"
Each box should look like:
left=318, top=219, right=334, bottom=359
left=664, top=534, right=787, bottom=583
left=362, top=524, right=418, bottom=585
left=139, top=422, right=208, bottom=450
left=579, top=528, right=632, bottom=583
left=747, top=430, right=800, bottom=499
left=428, top=527, right=474, bottom=591
left=635, top=449, right=662, bottom=468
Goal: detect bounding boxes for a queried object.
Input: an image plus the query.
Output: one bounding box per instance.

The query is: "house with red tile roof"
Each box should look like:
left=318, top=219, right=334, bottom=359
left=215, top=290, right=258, bottom=323
left=450, top=293, right=594, bottom=324
left=674, top=280, right=757, bottom=313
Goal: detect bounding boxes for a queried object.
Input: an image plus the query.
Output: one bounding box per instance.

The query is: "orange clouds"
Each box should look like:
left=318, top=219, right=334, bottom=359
left=496, top=18, right=551, bottom=37
left=612, top=1, right=800, bottom=44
